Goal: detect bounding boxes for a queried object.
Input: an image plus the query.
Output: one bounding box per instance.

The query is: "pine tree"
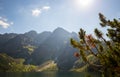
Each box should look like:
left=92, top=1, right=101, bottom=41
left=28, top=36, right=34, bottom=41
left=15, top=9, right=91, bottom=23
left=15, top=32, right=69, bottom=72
left=71, top=13, right=120, bottom=76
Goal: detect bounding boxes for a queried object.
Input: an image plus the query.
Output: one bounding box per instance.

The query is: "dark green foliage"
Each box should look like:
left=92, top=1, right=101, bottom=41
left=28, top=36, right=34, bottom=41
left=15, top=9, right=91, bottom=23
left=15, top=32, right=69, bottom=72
left=0, top=53, right=36, bottom=72
left=71, top=13, right=120, bottom=76
left=0, top=53, right=14, bottom=71
left=94, top=28, right=103, bottom=39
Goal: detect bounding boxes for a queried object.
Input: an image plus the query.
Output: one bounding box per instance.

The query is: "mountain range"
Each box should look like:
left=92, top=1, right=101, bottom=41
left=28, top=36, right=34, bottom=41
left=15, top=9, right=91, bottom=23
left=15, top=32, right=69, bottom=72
left=0, top=27, right=79, bottom=70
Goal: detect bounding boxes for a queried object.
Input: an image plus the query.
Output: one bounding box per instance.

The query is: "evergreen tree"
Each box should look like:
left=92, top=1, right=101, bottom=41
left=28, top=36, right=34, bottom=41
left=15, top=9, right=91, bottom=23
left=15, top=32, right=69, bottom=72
left=71, top=13, right=120, bottom=76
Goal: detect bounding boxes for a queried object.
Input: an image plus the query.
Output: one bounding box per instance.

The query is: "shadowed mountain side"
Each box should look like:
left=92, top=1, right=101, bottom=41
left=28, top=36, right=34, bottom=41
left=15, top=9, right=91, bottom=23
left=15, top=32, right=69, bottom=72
left=0, top=30, right=51, bottom=59
left=0, top=33, right=18, bottom=47
left=0, top=27, right=79, bottom=70
left=30, top=28, right=79, bottom=70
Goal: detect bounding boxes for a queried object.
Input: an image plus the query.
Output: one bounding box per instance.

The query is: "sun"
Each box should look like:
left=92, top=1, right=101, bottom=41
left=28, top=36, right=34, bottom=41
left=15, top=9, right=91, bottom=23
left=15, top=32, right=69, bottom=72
left=75, top=0, right=94, bottom=9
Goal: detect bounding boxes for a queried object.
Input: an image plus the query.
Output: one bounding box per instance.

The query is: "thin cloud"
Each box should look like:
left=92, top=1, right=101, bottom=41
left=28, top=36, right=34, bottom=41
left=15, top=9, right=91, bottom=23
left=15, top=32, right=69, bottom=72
left=10, top=22, right=14, bottom=25
left=32, top=9, right=41, bottom=17
left=42, top=6, right=50, bottom=10
left=0, top=17, right=13, bottom=29
left=31, top=6, right=50, bottom=17
left=0, top=16, right=7, bottom=21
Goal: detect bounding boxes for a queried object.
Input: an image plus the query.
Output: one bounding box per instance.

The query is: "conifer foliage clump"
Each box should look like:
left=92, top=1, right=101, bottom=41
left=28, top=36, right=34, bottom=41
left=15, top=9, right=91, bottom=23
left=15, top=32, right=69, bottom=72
left=71, top=13, right=120, bottom=76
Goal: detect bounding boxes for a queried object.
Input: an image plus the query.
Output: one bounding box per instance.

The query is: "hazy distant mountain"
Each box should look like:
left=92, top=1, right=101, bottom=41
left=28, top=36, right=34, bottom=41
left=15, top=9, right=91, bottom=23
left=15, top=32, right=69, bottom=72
left=0, top=27, right=79, bottom=70
left=0, top=30, right=51, bottom=59
left=0, top=33, right=18, bottom=46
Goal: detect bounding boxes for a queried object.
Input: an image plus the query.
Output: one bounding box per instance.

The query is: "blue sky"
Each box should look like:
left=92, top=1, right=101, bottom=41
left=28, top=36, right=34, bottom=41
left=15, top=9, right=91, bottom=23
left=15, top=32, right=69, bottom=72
left=0, top=0, right=120, bottom=35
